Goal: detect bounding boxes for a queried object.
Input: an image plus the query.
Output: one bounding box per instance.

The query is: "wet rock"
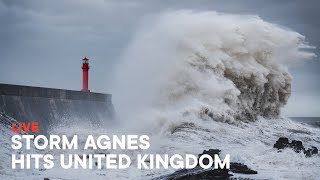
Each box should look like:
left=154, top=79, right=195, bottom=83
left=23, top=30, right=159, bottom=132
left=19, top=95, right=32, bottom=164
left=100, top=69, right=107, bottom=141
left=273, top=137, right=318, bottom=157
left=304, top=146, right=318, bottom=157
left=291, top=140, right=304, bottom=153
left=273, top=137, right=289, bottom=149
left=198, top=149, right=221, bottom=165
left=159, top=166, right=231, bottom=180
left=155, top=149, right=257, bottom=180
left=230, top=163, right=257, bottom=174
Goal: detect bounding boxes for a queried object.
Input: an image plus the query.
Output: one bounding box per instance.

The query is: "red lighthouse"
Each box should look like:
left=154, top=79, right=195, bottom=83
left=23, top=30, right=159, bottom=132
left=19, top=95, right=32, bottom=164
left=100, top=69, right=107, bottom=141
left=82, top=57, right=90, bottom=92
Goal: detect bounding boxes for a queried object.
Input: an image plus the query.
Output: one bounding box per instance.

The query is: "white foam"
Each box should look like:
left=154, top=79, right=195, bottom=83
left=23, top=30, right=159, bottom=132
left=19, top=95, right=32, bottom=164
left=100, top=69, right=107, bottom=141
left=1, top=10, right=318, bottom=180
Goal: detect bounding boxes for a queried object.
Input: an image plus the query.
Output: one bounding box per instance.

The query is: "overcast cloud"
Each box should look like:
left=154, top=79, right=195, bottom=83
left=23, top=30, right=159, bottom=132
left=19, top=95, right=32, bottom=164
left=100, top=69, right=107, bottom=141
left=0, top=0, right=319, bottom=116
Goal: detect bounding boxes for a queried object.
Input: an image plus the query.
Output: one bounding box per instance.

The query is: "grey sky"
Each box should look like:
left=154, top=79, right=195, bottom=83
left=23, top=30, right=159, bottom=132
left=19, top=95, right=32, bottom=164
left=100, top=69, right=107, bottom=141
left=0, top=0, right=319, bottom=116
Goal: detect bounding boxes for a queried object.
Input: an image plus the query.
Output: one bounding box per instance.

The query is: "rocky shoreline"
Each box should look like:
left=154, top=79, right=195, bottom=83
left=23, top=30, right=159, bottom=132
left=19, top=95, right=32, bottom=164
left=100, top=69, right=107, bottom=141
left=41, top=137, right=318, bottom=180
left=155, top=137, right=318, bottom=180
left=154, top=149, right=257, bottom=180
left=274, top=137, right=318, bottom=157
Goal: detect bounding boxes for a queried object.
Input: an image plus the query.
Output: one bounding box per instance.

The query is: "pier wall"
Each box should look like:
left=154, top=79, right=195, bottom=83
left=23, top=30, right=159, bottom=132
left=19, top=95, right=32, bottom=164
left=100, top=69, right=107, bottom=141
left=0, top=84, right=115, bottom=134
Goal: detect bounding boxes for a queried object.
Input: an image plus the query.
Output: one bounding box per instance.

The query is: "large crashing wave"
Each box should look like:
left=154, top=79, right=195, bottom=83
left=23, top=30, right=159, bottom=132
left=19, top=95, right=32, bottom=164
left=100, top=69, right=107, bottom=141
left=113, top=10, right=315, bottom=124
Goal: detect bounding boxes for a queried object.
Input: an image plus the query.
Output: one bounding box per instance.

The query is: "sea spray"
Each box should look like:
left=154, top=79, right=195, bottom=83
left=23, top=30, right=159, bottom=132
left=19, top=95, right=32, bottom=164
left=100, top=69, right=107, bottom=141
left=1, top=10, right=319, bottom=180
left=113, top=10, right=315, bottom=128
left=108, top=11, right=320, bottom=179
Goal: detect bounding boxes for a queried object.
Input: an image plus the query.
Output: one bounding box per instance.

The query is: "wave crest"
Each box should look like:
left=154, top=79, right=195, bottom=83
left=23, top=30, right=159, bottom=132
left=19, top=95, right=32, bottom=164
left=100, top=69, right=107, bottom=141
left=113, top=10, right=315, bottom=123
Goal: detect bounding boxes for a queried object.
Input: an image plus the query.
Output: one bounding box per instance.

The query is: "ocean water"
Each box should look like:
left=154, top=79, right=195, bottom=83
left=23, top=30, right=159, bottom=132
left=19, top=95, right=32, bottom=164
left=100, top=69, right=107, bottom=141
left=1, top=114, right=320, bottom=180
left=1, top=10, right=319, bottom=180
left=291, top=117, right=320, bottom=128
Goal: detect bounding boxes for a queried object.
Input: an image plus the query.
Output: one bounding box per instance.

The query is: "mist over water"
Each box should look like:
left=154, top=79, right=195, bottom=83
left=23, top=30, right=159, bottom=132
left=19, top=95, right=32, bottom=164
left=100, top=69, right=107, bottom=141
left=1, top=10, right=319, bottom=179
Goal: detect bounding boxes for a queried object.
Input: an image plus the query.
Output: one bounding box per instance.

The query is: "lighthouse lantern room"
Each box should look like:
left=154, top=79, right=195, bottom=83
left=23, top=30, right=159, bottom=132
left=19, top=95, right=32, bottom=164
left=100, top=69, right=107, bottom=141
left=82, top=57, right=90, bottom=92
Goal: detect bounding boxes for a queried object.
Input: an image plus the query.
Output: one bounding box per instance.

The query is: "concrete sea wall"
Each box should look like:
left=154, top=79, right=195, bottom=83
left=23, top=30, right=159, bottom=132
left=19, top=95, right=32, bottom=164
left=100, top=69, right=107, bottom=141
left=0, top=84, right=115, bottom=134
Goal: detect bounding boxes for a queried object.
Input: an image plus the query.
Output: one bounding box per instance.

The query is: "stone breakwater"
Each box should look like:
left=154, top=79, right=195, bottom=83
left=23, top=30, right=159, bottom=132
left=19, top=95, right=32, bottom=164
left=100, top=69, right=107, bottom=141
left=0, top=84, right=115, bottom=134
